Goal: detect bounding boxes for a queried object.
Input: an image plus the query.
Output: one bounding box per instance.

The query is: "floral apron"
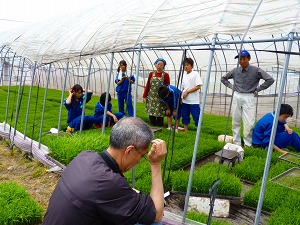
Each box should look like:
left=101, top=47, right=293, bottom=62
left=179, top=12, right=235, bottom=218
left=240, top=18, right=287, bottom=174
left=145, top=72, right=165, bottom=117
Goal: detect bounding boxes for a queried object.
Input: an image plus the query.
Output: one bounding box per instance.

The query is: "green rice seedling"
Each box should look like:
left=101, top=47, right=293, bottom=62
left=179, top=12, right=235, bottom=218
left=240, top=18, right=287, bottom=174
left=267, top=191, right=300, bottom=225
left=243, top=147, right=281, bottom=165
left=43, top=130, right=110, bottom=165
left=243, top=180, right=295, bottom=212
left=280, top=152, right=300, bottom=165
left=202, top=114, right=233, bottom=138
left=232, top=156, right=266, bottom=183
left=271, top=168, right=300, bottom=191
left=0, top=181, right=43, bottom=225
left=187, top=210, right=232, bottom=225
left=170, top=170, right=190, bottom=192
left=133, top=174, right=152, bottom=194
left=268, top=161, right=294, bottom=179
left=172, top=163, right=242, bottom=197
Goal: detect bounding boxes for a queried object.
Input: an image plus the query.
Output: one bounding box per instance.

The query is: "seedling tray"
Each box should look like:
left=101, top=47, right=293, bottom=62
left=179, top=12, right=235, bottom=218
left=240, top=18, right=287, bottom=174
left=278, top=152, right=300, bottom=166
left=270, top=167, right=300, bottom=191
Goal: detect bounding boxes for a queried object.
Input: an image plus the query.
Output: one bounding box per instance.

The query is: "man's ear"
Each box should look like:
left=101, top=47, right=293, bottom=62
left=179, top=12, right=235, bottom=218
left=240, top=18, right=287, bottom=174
left=124, top=145, right=134, bottom=155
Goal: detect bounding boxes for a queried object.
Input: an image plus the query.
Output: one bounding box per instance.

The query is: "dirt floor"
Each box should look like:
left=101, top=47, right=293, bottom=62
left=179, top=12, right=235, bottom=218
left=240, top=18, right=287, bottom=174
left=0, top=141, right=269, bottom=224
left=0, top=141, right=60, bottom=210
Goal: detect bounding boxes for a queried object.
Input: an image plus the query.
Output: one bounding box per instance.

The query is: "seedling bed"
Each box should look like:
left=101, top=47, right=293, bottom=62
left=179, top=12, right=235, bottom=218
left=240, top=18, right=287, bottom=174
left=279, top=152, right=300, bottom=166
left=271, top=167, right=300, bottom=191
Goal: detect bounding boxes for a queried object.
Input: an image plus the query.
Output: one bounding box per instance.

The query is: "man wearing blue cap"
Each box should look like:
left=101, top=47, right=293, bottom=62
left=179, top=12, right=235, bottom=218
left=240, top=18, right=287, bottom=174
left=221, top=50, right=274, bottom=147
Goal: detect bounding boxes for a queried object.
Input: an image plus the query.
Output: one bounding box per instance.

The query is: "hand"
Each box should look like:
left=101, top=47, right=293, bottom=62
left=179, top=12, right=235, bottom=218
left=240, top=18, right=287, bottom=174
left=183, top=90, right=189, bottom=99
left=173, top=111, right=177, bottom=117
left=253, top=91, right=258, bottom=97
left=286, top=128, right=293, bottom=134
left=166, top=109, right=171, bottom=115
left=112, top=115, right=118, bottom=123
left=69, top=89, right=73, bottom=95
left=143, top=98, right=146, bottom=103
left=148, top=139, right=167, bottom=165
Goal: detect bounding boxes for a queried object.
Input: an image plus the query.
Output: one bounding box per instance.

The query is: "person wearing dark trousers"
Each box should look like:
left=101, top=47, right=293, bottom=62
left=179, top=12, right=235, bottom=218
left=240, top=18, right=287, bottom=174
left=94, top=92, right=124, bottom=128
left=115, top=60, right=135, bottom=117
left=143, top=58, right=170, bottom=127
left=252, top=103, right=300, bottom=154
left=64, top=84, right=95, bottom=133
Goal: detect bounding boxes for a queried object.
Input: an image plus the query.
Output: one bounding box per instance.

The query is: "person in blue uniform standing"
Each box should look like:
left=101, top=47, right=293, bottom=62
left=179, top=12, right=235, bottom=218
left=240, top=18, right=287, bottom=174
left=64, top=84, right=95, bottom=133
left=252, top=104, right=300, bottom=154
left=158, top=85, right=182, bottom=132
left=115, top=60, right=135, bottom=117
left=94, top=92, right=124, bottom=127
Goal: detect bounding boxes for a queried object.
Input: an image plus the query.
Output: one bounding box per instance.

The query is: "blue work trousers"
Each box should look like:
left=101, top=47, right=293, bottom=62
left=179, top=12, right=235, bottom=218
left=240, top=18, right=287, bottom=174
left=181, top=103, right=200, bottom=126
left=117, top=92, right=134, bottom=117
left=69, top=115, right=95, bottom=131
left=275, top=131, right=300, bottom=152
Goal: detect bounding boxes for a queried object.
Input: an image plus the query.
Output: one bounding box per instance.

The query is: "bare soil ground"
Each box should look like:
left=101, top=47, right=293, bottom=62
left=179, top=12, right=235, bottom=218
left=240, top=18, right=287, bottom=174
left=0, top=141, right=60, bottom=211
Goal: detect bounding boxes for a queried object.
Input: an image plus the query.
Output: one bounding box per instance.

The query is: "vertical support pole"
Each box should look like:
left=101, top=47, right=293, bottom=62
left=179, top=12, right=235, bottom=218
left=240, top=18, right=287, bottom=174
left=13, top=58, right=25, bottom=136
left=182, top=33, right=218, bottom=223
left=4, top=53, right=16, bottom=129
left=133, top=44, right=142, bottom=117
left=131, top=45, right=142, bottom=187
left=0, top=47, right=11, bottom=86
left=38, top=63, right=52, bottom=148
left=80, top=58, right=93, bottom=134
left=58, top=61, right=69, bottom=136
left=24, top=61, right=37, bottom=139
left=254, top=32, right=295, bottom=225
left=102, top=52, right=114, bottom=135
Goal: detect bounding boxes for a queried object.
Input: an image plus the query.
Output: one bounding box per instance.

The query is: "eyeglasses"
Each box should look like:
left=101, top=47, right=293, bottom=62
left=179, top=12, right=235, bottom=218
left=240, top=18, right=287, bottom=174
left=133, top=145, right=148, bottom=161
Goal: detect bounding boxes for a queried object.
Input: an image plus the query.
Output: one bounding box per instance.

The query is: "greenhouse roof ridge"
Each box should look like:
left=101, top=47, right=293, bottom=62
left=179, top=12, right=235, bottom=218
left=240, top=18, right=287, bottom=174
left=0, top=0, right=299, bottom=63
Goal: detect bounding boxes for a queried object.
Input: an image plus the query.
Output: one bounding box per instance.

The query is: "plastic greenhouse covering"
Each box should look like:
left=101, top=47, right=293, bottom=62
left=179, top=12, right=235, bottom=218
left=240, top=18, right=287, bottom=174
left=0, top=0, right=299, bottom=64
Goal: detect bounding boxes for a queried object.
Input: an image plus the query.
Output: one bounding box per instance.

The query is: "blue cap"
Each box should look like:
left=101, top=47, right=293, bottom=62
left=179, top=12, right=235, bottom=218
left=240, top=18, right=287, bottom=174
left=234, top=50, right=250, bottom=59
left=154, top=58, right=166, bottom=66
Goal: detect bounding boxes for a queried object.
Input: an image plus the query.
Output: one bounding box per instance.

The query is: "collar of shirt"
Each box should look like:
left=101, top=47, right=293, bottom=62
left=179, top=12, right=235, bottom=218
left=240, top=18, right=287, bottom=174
left=240, top=65, right=250, bottom=73
left=99, top=150, right=124, bottom=176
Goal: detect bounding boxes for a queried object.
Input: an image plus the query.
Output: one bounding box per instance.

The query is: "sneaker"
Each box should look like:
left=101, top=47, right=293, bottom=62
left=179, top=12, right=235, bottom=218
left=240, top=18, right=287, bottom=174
left=175, top=129, right=178, bottom=133
left=166, top=127, right=172, bottom=131
left=66, top=126, right=74, bottom=133
left=94, top=124, right=102, bottom=129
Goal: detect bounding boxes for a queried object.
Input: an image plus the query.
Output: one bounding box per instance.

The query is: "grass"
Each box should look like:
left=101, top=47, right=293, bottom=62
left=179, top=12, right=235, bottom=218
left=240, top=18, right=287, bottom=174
left=0, top=182, right=44, bottom=225
left=232, top=156, right=266, bottom=183
left=171, top=163, right=242, bottom=197
left=187, top=210, right=232, bottom=225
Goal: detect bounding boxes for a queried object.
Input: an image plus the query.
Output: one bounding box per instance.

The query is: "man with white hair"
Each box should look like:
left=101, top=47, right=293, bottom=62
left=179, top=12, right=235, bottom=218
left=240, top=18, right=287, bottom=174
left=43, top=117, right=167, bottom=225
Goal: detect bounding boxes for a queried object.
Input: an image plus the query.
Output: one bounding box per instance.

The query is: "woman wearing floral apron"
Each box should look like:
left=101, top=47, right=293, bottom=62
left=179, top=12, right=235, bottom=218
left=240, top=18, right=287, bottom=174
left=143, top=58, right=170, bottom=126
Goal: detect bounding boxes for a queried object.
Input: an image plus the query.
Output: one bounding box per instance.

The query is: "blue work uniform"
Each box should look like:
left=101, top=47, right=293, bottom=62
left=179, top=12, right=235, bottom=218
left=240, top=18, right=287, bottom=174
left=64, top=92, right=95, bottom=131
left=94, top=102, right=123, bottom=125
left=115, top=72, right=135, bottom=117
left=252, top=112, right=300, bottom=151
left=161, top=85, right=182, bottom=119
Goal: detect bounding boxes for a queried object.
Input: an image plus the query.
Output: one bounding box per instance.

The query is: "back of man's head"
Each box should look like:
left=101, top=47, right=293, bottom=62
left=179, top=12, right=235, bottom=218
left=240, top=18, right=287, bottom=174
left=158, top=86, right=169, bottom=99
left=280, top=104, right=293, bottom=117
left=110, top=117, right=154, bottom=150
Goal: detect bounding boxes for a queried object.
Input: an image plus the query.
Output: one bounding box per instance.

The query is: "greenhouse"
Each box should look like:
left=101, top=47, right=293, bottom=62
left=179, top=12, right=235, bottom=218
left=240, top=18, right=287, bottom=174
left=1, top=0, right=300, bottom=225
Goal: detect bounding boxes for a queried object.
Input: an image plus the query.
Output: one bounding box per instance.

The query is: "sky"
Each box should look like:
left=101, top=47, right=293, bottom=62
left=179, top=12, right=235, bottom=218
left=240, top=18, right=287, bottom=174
left=0, top=0, right=100, bottom=32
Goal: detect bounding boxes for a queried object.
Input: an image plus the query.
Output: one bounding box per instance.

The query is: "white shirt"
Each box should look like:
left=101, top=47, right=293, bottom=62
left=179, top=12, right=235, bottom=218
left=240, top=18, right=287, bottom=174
left=181, top=70, right=203, bottom=104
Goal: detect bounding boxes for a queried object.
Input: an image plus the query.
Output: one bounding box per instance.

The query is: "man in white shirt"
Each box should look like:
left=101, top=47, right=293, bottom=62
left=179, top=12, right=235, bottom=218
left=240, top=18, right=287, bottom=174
left=181, top=58, right=203, bottom=132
